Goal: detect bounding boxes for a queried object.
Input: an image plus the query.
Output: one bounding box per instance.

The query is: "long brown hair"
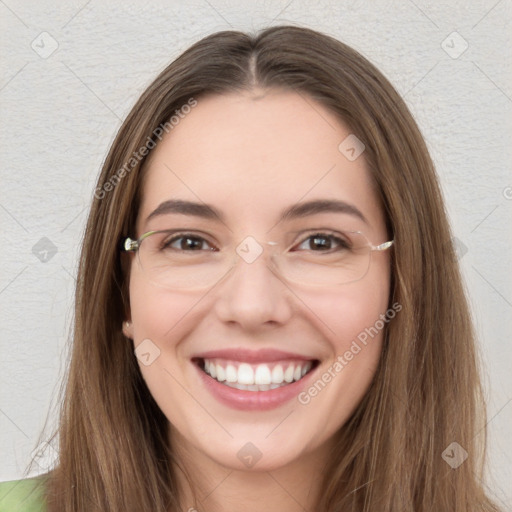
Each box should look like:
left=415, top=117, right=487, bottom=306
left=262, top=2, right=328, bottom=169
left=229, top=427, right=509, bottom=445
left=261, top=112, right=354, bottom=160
left=32, top=25, right=500, bottom=511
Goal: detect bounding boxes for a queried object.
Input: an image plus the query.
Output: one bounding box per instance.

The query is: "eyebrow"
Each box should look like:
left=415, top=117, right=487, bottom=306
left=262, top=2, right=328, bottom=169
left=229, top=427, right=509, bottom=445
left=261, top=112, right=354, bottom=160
left=145, top=198, right=368, bottom=225
left=280, top=199, right=367, bottom=224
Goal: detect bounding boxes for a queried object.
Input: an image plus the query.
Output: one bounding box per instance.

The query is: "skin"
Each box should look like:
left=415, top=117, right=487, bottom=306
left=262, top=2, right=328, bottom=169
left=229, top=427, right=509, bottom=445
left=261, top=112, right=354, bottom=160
left=123, top=89, right=392, bottom=512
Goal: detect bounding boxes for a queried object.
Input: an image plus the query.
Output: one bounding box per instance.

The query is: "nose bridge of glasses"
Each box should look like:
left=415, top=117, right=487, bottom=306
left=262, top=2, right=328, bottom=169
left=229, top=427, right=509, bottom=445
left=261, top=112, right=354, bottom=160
left=233, top=236, right=281, bottom=267
left=221, top=237, right=294, bottom=291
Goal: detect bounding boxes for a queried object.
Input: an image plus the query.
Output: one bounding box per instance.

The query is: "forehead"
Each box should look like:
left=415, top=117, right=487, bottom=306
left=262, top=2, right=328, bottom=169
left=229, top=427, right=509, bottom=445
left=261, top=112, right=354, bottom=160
left=138, top=90, right=384, bottom=234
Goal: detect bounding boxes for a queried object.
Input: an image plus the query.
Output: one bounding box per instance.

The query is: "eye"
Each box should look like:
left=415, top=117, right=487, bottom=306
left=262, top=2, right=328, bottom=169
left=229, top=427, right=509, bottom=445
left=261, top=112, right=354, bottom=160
left=162, top=233, right=216, bottom=251
left=293, top=232, right=351, bottom=252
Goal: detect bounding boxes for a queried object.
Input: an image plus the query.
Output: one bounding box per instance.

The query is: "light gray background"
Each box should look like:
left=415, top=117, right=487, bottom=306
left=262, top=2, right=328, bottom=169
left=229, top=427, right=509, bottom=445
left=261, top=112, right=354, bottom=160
left=1, top=0, right=511, bottom=508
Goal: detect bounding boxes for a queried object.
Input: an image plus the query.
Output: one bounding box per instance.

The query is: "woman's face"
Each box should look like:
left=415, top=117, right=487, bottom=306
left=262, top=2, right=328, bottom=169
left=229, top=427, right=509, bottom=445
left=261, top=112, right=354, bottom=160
left=124, top=90, right=392, bottom=472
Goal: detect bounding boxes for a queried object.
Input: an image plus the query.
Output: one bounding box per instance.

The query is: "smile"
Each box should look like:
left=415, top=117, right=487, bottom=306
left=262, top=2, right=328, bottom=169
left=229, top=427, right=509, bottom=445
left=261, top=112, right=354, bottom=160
left=192, top=348, right=320, bottom=410
left=199, top=358, right=316, bottom=391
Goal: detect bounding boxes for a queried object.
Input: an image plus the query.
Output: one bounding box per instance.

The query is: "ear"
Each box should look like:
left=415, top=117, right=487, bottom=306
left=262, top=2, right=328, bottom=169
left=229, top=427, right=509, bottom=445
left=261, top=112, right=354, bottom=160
left=122, top=320, right=134, bottom=339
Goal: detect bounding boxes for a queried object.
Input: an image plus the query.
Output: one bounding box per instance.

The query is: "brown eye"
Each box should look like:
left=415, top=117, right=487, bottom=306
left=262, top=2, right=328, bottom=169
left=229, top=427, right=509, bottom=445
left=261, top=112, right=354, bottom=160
left=295, top=233, right=350, bottom=252
left=163, top=234, right=214, bottom=251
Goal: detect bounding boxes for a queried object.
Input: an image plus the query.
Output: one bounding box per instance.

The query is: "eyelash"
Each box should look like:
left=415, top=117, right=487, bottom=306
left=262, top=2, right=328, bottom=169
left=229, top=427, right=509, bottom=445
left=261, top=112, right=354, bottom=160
left=162, top=233, right=215, bottom=251
left=160, top=231, right=351, bottom=252
left=293, top=232, right=351, bottom=252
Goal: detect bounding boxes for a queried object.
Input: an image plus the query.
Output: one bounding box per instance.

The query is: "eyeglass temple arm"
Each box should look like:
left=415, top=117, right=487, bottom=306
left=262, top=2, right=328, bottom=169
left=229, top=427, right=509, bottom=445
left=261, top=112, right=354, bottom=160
left=371, top=240, right=394, bottom=251
left=124, top=231, right=160, bottom=252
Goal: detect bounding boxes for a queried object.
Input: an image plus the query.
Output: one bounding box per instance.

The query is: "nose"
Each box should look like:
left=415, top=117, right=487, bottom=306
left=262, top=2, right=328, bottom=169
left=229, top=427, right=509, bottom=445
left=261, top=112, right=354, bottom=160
left=213, top=243, right=294, bottom=331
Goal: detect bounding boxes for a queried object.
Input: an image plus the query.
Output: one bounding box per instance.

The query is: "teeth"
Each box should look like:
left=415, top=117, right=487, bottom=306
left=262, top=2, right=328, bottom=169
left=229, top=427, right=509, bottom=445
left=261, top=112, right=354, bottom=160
left=216, top=364, right=226, bottom=382
left=283, top=365, right=294, bottom=383
left=223, top=381, right=287, bottom=391
left=254, top=365, right=272, bottom=385
left=271, top=365, right=284, bottom=384
left=238, top=363, right=254, bottom=385
left=202, top=358, right=314, bottom=390
left=226, top=364, right=237, bottom=383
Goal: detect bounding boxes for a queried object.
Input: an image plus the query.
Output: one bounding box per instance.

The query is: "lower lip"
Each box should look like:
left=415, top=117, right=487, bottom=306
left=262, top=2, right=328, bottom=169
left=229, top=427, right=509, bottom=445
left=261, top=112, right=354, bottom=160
left=195, top=362, right=317, bottom=411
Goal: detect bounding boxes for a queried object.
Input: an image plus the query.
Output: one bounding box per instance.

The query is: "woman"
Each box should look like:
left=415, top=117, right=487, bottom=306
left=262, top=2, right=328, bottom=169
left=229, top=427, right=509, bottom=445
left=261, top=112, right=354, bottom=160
left=0, top=25, right=501, bottom=511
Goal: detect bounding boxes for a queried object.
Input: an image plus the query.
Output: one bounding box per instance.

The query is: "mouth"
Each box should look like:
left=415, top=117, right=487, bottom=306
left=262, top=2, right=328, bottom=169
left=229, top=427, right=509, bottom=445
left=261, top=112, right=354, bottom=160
left=192, top=357, right=320, bottom=392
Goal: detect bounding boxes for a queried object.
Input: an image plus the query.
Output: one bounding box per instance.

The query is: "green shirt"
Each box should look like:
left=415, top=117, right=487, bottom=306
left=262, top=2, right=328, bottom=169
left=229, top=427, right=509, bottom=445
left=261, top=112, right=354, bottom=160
left=0, top=476, right=47, bottom=512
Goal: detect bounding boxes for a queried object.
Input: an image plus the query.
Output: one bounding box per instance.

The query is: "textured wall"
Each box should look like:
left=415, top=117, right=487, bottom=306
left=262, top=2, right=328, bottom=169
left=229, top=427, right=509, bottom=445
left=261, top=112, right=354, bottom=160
left=1, top=0, right=511, bottom=507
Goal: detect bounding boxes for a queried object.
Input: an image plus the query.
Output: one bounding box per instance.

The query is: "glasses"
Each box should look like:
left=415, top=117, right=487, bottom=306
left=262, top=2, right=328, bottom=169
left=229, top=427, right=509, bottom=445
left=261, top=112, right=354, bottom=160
left=123, top=228, right=394, bottom=290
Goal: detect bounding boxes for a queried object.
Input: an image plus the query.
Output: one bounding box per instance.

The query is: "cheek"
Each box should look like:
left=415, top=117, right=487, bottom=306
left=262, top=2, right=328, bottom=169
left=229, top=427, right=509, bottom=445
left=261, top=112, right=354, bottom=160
left=127, top=273, right=216, bottom=387
left=128, top=271, right=204, bottom=343
left=127, top=277, right=203, bottom=430
left=295, top=278, right=390, bottom=424
left=309, top=277, right=390, bottom=351
left=323, top=292, right=385, bottom=391
left=127, top=277, right=188, bottom=393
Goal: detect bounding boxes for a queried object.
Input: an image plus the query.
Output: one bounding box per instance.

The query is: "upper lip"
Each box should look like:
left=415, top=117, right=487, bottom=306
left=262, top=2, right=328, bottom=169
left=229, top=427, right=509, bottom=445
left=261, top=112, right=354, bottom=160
left=192, top=348, right=317, bottom=363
